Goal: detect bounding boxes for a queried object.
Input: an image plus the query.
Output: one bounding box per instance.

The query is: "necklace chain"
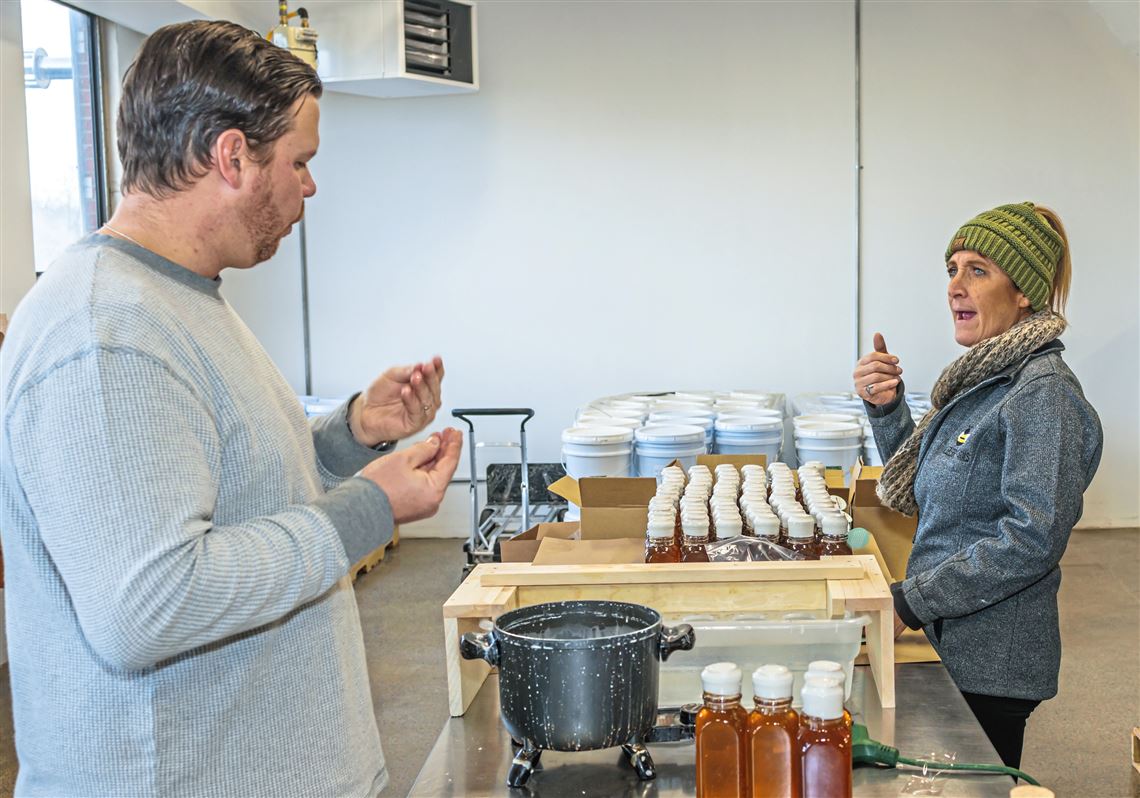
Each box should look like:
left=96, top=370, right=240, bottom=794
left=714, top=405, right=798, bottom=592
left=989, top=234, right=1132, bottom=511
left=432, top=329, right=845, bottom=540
left=102, top=223, right=144, bottom=249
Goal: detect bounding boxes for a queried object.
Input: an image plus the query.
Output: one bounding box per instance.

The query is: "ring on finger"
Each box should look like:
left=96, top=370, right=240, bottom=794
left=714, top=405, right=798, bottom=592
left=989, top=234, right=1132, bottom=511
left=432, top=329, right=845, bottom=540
left=865, top=383, right=875, bottom=397
left=422, top=404, right=432, bottom=414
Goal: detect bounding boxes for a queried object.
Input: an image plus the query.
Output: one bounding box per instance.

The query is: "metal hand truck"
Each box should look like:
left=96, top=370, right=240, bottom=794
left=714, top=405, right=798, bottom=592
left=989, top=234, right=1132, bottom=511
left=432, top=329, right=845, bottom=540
left=451, top=408, right=567, bottom=576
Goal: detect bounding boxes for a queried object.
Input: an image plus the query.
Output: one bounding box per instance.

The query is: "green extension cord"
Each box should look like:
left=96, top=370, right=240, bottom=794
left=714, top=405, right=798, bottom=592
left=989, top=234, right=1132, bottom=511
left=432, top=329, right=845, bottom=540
left=851, top=723, right=1041, bottom=786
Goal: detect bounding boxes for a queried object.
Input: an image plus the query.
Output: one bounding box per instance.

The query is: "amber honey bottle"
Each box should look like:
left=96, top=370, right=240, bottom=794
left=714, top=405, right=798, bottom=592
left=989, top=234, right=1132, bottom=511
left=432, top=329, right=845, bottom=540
left=696, top=663, right=749, bottom=798
left=680, top=518, right=711, bottom=563
left=645, top=519, right=680, bottom=563
left=798, top=681, right=852, bottom=798
left=748, top=665, right=801, bottom=798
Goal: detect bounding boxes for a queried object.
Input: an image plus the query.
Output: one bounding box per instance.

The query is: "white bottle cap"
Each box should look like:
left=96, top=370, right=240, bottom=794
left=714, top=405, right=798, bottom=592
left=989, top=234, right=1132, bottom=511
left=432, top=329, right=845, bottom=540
left=701, top=662, right=743, bottom=696
left=647, top=520, right=675, bottom=540
left=718, top=518, right=742, bottom=538
left=752, top=514, right=780, bottom=538
left=752, top=664, right=794, bottom=699
left=821, top=514, right=850, bottom=539
left=786, top=514, right=815, bottom=539
left=801, top=679, right=845, bottom=720
left=682, top=518, right=710, bottom=538
left=806, top=660, right=844, bottom=682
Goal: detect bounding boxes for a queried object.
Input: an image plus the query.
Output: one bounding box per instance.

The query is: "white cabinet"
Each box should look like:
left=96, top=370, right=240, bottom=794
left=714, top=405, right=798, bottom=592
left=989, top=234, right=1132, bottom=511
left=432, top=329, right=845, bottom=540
left=68, top=0, right=478, bottom=99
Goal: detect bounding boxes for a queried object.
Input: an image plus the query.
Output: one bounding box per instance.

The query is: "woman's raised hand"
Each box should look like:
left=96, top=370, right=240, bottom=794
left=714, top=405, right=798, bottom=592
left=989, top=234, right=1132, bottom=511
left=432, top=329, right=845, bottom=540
left=853, top=332, right=903, bottom=407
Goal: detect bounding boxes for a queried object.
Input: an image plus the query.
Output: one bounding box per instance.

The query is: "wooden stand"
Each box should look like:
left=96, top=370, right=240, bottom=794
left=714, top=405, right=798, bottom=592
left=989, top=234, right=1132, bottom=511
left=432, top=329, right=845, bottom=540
left=442, top=555, right=895, bottom=716
left=350, top=525, right=400, bottom=580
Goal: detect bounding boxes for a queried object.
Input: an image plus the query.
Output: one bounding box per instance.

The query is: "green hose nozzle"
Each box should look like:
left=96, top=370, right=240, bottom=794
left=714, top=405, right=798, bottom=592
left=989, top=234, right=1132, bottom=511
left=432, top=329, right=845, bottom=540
left=850, top=723, right=1040, bottom=786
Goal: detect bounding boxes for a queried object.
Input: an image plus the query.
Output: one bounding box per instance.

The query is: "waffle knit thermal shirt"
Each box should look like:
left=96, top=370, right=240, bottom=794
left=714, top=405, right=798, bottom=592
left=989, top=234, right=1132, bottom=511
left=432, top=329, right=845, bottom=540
left=0, top=235, right=394, bottom=796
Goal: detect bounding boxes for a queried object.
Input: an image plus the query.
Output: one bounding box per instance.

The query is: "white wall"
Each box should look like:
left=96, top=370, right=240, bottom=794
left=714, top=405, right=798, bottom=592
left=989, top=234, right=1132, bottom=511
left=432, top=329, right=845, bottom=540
left=860, top=0, right=1139, bottom=528
left=1, top=0, right=37, bottom=318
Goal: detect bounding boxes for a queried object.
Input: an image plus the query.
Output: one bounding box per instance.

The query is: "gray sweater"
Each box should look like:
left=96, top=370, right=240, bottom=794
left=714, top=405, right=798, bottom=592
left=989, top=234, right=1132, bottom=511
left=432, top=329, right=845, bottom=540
left=1, top=235, right=394, bottom=796
left=867, top=340, right=1102, bottom=700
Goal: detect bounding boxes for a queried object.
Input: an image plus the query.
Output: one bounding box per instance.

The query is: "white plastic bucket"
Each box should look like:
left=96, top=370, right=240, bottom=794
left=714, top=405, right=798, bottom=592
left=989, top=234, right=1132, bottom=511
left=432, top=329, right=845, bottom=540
left=666, top=416, right=715, bottom=449
left=713, top=417, right=783, bottom=460
left=634, top=424, right=707, bottom=479
left=794, top=422, right=863, bottom=481
left=561, top=426, right=634, bottom=479
left=720, top=408, right=783, bottom=421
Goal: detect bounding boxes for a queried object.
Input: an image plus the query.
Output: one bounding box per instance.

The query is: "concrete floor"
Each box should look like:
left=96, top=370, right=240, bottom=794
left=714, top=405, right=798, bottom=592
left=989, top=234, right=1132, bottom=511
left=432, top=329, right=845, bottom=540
left=0, top=529, right=1136, bottom=797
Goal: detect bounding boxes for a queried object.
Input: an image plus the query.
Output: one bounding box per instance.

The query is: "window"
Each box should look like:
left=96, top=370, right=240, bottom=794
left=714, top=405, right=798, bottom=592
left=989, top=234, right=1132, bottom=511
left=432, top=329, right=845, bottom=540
left=21, top=0, right=106, bottom=273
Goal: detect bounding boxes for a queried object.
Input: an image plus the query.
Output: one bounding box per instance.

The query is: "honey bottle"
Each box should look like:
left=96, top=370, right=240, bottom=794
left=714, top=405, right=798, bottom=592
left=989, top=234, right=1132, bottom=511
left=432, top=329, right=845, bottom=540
left=783, top=515, right=820, bottom=560
left=645, top=518, right=680, bottom=563
left=747, top=665, right=801, bottom=798
left=752, top=513, right=781, bottom=545
left=817, top=514, right=853, bottom=557
left=680, top=517, right=711, bottom=563
left=798, top=680, right=852, bottom=798
left=696, top=662, right=749, bottom=798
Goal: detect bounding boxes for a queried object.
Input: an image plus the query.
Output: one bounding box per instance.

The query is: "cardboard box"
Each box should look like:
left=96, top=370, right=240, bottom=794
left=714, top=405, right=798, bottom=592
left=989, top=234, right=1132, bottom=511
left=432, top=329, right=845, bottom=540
left=498, top=522, right=579, bottom=563
left=547, top=475, right=658, bottom=539
left=531, top=536, right=645, bottom=565
left=847, top=462, right=917, bottom=580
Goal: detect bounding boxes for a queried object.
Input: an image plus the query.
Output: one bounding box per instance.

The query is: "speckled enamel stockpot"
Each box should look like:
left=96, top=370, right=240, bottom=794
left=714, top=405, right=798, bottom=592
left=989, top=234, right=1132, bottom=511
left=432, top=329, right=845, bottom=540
left=460, top=600, right=694, bottom=752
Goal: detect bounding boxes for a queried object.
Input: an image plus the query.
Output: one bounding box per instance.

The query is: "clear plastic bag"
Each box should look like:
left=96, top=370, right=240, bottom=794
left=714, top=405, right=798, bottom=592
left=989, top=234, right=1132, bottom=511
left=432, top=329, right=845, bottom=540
left=705, top=535, right=805, bottom=562
left=899, top=751, right=958, bottom=796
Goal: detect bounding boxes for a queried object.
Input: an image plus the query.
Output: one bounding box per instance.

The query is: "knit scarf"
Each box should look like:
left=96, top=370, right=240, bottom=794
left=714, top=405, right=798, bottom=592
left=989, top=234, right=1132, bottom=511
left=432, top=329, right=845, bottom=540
left=876, top=310, right=1067, bottom=516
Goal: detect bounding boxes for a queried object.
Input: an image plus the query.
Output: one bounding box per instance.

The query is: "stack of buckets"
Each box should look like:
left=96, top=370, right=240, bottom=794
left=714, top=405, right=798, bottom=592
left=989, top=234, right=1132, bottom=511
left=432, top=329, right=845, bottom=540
left=561, top=392, right=786, bottom=497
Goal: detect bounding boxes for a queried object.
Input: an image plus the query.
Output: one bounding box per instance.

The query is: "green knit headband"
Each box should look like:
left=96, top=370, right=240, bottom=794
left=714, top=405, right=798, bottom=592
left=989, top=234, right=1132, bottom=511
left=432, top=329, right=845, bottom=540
left=945, top=201, right=1064, bottom=312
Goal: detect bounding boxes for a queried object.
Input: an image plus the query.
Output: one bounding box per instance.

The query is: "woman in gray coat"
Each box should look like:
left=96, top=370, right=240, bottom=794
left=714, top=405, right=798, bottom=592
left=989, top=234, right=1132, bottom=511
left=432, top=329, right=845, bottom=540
left=851, top=202, right=1102, bottom=770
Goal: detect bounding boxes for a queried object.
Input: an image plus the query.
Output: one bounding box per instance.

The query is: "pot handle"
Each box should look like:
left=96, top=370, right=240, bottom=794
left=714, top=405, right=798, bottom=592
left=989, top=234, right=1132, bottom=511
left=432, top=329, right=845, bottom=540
left=658, top=623, right=695, bottom=661
left=459, top=631, right=500, bottom=667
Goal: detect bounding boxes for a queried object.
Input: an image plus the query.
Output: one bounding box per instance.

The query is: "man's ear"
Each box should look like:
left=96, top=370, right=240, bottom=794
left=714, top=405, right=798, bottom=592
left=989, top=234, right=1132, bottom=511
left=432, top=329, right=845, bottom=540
left=1016, top=292, right=1031, bottom=310
left=215, top=129, right=249, bottom=189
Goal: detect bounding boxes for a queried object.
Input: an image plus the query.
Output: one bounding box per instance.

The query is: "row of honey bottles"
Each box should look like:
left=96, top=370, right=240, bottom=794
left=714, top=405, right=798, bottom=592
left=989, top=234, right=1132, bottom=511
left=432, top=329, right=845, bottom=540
left=695, top=660, right=853, bottom=798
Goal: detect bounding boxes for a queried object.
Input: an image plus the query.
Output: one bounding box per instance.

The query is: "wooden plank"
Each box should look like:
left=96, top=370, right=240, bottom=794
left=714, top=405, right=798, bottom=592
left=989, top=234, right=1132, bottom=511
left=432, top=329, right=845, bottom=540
left=445, top=616, right=493, bottom=717
left=1132, top=727, right=1140, bottom=775
left=826, top=579, right=847, bottom=618
left=517, top=581, right=828, bottom=615
left=479, top=559, right=865, bottom=587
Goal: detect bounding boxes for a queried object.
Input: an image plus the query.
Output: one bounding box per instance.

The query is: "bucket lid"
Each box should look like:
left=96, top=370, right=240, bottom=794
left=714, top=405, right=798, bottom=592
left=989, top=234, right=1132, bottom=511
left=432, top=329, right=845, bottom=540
left=577, top=415, right=643, bottom=430
left=795, top=413, right=860, bottom=425
left=794, top=422, right=863, bottom=439
left=635, top=424, right=706, bottom=444
left=649, top=408, right=718, bottom=422
left=562, top=426, right=635, bottom=445
left=671, top=392, right=717, bottom=404
left=718, top=407, right=783, bottom=418
left=715, top=416, right=783, bottom=433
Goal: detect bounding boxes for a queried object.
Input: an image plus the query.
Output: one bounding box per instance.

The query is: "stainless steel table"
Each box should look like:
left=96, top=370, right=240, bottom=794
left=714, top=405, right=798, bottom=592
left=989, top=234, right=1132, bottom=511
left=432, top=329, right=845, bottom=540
left=409, top=664, right=1020, bottom=797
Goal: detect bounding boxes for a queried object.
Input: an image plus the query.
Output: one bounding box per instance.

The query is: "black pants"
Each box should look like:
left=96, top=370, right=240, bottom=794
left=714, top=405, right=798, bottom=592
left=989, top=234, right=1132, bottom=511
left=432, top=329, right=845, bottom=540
left=960, top=691, right=1041, bottom=770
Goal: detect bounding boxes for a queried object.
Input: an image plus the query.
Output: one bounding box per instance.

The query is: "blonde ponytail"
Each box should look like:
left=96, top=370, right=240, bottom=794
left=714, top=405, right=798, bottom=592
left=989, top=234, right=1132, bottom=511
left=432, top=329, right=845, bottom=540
left=1034, top=205, right=1071, bottom=316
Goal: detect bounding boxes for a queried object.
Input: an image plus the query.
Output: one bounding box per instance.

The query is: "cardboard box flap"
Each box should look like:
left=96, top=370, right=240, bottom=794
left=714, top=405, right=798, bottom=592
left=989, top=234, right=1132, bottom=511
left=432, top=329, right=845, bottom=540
left=578, top=477, right=657, bottom=507
left=499, top=522, right=580, bottom=563
left=849, top=462, right=885, bottom=507
left=547, top=475, right=582, bottom=508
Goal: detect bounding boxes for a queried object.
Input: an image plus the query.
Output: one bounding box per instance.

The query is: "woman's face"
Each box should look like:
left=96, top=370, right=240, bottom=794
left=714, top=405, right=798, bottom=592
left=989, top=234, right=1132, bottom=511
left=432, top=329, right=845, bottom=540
left=946, top=250, right=1032, bottom=347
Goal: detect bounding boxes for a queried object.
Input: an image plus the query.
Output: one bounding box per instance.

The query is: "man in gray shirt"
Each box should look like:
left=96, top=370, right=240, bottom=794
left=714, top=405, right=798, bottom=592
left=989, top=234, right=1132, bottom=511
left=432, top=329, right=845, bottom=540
left=0, top=19, right=459, bottom=796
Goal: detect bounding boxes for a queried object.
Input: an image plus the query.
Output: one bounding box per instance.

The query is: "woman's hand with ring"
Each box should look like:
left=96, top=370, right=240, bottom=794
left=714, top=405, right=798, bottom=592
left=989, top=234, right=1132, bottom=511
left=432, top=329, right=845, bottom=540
left=853, top=332, right=903, bottom=407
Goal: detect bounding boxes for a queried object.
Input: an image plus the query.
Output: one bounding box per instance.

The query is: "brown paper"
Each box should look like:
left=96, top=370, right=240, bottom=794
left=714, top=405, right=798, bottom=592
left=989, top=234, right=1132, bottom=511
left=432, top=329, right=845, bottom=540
left=499, top=522, right=580, bottom=563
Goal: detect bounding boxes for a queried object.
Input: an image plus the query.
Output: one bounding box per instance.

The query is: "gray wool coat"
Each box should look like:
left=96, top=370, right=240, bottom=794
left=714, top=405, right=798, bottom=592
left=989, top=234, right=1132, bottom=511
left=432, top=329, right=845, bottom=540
left=866, top=340, right=1102, bottom=701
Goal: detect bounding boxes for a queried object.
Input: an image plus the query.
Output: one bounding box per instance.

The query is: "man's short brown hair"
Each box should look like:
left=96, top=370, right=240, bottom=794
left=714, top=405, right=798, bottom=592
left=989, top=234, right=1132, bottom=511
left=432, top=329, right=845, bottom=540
left=118, top=20, right=322, bottom=198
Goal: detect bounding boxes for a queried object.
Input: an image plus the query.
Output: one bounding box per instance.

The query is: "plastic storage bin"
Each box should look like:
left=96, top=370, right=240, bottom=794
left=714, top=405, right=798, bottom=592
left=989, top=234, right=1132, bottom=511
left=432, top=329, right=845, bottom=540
left=657, top=610, right=870, bottom=708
